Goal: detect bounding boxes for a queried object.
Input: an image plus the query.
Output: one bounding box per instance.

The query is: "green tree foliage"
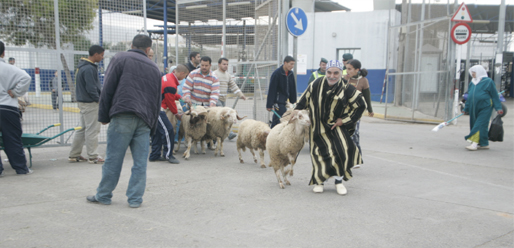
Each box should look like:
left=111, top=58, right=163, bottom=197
left=0, top=0, right=97, bottom=101
left=0, top=0, right=96, bottom=48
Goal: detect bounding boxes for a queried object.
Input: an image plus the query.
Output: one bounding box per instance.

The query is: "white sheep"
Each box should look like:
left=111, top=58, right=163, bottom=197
left=266, top=110, right=311, bottom=189
left=280, top=108, right=309, bottom=143
left=236, top=119, right=270, bottom=168
left=175, top=106, right=209, bottom=160
left=204, top=107, right=246, bottom=157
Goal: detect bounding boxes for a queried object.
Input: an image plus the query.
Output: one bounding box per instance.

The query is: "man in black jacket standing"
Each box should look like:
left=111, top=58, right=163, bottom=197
left=266, top=56, right=297, bottom=128
left=68, top=45, right=105, bottom=164
left=185, top=51, right=200, bottom=73
left=87, top=35, right=162, bottom=208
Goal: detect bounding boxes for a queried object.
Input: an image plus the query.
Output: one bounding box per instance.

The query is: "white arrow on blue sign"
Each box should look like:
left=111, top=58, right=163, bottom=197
left=286, top=7, right=308, bottom=36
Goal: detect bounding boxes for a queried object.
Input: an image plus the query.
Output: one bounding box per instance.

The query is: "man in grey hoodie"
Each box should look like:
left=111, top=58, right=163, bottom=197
left=0, top=41, right=32, bottom=176
left=68, top=45, right=105, bottom=164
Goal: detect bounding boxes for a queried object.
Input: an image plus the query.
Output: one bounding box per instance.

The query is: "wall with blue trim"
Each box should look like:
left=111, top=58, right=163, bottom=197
left=22, top=69, right=104, bottom=92
left=297, top=69, right=394, bottom=103
left=23, top=69, right=73, bottom=92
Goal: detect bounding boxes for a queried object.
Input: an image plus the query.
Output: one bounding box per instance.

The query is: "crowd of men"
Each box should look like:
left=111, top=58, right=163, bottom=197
left=1, top=33, right=370, bottom=206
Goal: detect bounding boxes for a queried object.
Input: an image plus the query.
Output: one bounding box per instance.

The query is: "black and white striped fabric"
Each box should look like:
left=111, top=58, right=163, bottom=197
left=295, top=77, right=365, bottom=185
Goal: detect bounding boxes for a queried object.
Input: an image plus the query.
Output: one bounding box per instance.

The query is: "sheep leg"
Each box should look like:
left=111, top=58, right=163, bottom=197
left=192, top=141, right=201, bottom=154
left=273, top=165, right=285, bottom=189
left=287, top=153, right=297, bottom=177
left=219, top=137, right=225, bottom=157
left=249, top=149, right=257, bottom=164
left=258, top=149, right=266, bottom=168
left=183, top=137, right=192, bottom=160
left=175, top=130, right=182, bottom=152
left=201, top=141, right=206, bottom=154
left=282, top=165, right=291, bottom=186
left=214, top=138, right=219, bottom=157
left=237, top=145, right=244, bottom=163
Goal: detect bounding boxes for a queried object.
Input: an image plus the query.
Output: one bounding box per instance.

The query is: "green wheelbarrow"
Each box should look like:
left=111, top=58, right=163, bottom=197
left=0, top=124, right=82, bottom=168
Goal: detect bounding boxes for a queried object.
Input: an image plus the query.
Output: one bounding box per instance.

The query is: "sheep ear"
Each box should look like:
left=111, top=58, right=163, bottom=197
left=220, top=109, right=229, bottom=119
left=288, top=114, right=297, bottom=124
left=236, top=115, right=247, bottom=120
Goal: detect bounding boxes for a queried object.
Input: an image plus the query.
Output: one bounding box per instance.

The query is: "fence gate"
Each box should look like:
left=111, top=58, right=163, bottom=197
left=384, top=2, right=456, bottom=123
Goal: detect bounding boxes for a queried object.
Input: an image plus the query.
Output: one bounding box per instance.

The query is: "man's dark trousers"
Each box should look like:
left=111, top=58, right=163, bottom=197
left=150, top=111, right=175, bottom=160
left=0, top=105, right=29, bottom=174
left=270, top=103, right=286, bottom=128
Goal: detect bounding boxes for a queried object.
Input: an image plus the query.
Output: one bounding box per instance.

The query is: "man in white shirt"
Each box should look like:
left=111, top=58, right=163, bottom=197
left=213, top=58, right=246, bottom=140
left=0, top=41, right=32, bottom=176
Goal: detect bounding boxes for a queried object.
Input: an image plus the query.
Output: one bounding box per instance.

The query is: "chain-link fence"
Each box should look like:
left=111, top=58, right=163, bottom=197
left=1, top=0, right=281, bottom=148
left=1, top=0, right=146, bottom=145
left=175, top=0, right=280, bottom=124
left=385, top=3, right=456, bottom=122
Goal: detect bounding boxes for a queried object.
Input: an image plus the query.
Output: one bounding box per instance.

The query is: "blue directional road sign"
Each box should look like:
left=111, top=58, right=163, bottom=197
left=286, top=7, right=308, bottom=36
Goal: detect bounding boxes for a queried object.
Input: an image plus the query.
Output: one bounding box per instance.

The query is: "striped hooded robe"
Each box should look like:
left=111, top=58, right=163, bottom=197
left=295, top=77, right=366, bottom=185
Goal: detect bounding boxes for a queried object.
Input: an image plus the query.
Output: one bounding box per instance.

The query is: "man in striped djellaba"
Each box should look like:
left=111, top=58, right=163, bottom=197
left=293, top=60, right=366, bottom=195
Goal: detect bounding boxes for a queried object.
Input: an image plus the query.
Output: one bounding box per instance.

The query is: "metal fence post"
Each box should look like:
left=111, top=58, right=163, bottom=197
left=53, top=0, right=64, bottom=144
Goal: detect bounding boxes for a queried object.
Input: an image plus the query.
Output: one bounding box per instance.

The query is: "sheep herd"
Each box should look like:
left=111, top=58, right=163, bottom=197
left=173, top=104, right=311, bottom=189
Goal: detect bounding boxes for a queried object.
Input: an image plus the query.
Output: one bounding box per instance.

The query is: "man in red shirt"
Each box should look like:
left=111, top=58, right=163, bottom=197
left=149, top=64, right=189, bottom=163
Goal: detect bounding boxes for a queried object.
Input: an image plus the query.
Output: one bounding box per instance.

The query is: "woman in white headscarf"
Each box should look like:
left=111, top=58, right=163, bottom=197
left=463, top=65, right=503, bottom=151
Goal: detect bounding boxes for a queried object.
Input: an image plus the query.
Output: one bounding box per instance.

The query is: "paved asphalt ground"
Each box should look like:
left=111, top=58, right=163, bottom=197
left=1, top=99, right=513, bottom=247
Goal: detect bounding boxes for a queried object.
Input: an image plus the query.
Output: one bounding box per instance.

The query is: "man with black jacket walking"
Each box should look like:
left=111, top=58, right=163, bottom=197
left=68, top=45, right=105, bottom=164
left=266, top=56, right=297, bottom=128
left=87, top=35, right=162, bottom=208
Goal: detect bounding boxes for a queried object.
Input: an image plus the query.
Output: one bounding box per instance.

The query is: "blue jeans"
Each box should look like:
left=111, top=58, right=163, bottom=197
left=95, top=113, right=150, bottom=206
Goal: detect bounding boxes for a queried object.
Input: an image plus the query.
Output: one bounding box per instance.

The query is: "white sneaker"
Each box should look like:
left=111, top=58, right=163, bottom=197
left=336, top=183, right=347, bottom=195
left=313, top=185, right=324, bottom=193
left=466, top=142, right=478, bottom=151
left=353, top=164, right=361, bottom=169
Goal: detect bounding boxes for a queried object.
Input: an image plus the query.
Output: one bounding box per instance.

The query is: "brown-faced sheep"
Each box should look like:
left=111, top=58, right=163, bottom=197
left=175, top=106, right=209, bottom=160
left=266, top=110, right=310, bottom=189
left=236, top=119, right=270, bottom=168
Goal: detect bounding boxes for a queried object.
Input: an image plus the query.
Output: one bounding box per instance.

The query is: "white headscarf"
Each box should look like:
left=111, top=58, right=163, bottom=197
left=469, top=65, right=488, bottom=85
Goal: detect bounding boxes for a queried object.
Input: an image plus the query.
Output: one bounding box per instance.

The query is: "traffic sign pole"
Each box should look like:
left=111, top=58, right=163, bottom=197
left=286, top=7, right=307, bottom=96
left=293, top=37, right=298, bottom=92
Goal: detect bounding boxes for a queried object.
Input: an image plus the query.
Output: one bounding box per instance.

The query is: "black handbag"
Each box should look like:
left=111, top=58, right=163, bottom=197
left=488, top=115, right=503, bottom=142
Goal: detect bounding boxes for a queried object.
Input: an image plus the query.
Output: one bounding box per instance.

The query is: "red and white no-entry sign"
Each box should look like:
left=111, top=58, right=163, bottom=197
left=451, top=22, right=472, bottom=45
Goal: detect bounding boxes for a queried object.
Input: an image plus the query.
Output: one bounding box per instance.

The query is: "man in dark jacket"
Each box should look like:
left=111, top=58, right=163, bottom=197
left=266, top=56, right=297, bottom=128
left=185, top=51, right=200, bottom=73
left=68, top=45, right=105, bottom=164
left=86, top=35, right=162, bottom=208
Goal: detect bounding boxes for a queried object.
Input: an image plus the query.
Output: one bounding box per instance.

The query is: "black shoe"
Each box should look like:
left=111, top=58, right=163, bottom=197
left=149, top=157, right=167, bottom=162
left=17, top=169, right=33, bottom=175
left=168, top=157, right=180, bottom=164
